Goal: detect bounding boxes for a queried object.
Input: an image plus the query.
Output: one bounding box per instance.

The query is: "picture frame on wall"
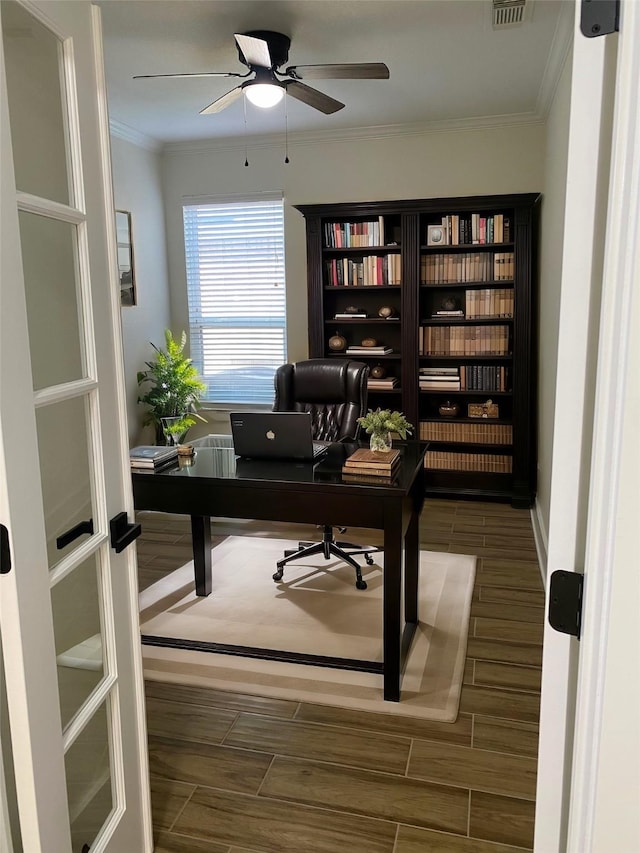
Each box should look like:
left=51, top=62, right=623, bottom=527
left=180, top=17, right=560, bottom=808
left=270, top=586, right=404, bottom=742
left=116, top=209, right=136, bottom=306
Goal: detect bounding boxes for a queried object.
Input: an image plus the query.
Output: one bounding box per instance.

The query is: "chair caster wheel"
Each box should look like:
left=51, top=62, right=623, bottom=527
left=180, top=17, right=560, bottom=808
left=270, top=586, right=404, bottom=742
left=365, top=554, right=374, bottom=565
left=356, top=579, right=368, bottom=590
left=273, top=570, right=284, bottom=582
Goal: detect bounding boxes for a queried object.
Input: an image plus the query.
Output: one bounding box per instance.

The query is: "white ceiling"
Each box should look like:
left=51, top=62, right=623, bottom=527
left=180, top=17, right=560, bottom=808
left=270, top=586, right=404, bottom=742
left=98, top=0, right=571, bottom=148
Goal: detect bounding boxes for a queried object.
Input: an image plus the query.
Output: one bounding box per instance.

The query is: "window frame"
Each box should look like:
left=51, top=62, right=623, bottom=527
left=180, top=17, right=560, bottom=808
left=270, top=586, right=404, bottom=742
left=182, top=192, right=287, bottom=410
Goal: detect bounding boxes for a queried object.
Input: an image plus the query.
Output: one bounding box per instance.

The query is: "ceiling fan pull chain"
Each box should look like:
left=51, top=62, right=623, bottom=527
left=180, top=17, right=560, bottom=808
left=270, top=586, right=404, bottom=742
left=284, top=91, right=290, bottom=164
left=243, top=94, right=249, bottom=167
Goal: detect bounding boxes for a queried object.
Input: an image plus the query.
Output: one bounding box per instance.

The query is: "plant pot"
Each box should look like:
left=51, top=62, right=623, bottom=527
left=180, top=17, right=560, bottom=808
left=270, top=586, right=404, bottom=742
left=161, top=416, right=190, bottom=446
left=369, top=431, right=393, bottom=453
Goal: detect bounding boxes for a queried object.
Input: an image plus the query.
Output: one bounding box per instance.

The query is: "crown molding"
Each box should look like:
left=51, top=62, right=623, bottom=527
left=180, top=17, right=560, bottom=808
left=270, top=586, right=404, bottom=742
left=162, top=111, right=545, bottom=156
left=536, top=0, right=574, bottom=118
left=109, top=118, right=162, bottom=152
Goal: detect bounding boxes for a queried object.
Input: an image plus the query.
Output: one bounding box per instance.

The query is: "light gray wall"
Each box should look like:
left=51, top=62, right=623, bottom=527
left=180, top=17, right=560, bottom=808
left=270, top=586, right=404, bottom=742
left=110, top=135, right=171, bottom=445
left=535, top=50, right=573, bottom=557
left=162, top=123, right=544, bottom=434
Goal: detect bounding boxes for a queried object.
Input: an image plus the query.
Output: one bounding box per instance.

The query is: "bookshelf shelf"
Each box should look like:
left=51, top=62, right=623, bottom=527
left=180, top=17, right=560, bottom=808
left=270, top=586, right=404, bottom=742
left=421, top=318, right=514, bottom=326
left=296, top=192, right=539, bottom=507
left=326, top=318, right=401, bottom=324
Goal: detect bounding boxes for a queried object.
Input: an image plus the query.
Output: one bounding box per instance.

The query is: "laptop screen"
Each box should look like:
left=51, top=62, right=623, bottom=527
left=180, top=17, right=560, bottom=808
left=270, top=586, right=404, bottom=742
left=230, top=412, right=327, bottom=461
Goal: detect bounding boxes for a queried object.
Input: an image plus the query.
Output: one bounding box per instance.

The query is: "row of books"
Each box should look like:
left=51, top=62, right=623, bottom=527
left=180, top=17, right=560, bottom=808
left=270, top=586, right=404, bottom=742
left=325, top=254, right=401, bottom=287
left=324, top=217, right=385, bottom=248
left=345, top=345, right=393, bottom=356
left=419, top=325, right=510, bottom=356
left=464, top=288, right=514, bottom=319
left=419, top=421, right=513, bottom=445
left=428, top=289, right=514, bottom=321
left=129, top=445, right=178, bottom=470
left=342, top=447, right=400, bottom=482
left=424, top=450, right=513, bottom=473
left=419, top=366, right=508, bottom=392
left=428, top=214, right=511, bottom=246
left=421, top=252, right=514, bottom=284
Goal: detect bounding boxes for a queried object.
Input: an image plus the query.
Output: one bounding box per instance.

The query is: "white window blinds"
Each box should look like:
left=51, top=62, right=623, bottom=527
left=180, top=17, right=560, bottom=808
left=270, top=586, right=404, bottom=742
left=183, top=196, right=286, bottom=406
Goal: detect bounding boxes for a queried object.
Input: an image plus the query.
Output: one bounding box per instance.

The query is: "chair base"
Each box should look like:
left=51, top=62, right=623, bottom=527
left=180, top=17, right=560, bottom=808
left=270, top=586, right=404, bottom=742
left=273, top=526, right=380, bottom=590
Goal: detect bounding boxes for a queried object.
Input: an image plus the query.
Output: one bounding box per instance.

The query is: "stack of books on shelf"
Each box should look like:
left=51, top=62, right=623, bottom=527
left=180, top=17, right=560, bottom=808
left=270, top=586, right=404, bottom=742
left=465, top=288, right=514, bottom=319
left=420, top=251, right=514, bottom=284
left=325, top=255, right=401, bottom=287
left=367, top=376, right=398, bottom=390
left=431, top=308, right=464, bottom=318
left=342, top=447, right=401, bottom=483
left=345, top=344, right=393, bottom=356
left=129, top=445, right=178, bottom=471
left=419, top=420, right=513, bottom=445
left=420, top=325, right=510, bottom=356
left=425, top=450, right=513, bottom=474
left=427, top=214, right=511, bottom=246
left=460, top=365, right=507, bottom=392
left=419, top=367, right=461, bottom=391
left=324, top=218, right=385, bottom=248
left=334, top=311, right=367, bottom=319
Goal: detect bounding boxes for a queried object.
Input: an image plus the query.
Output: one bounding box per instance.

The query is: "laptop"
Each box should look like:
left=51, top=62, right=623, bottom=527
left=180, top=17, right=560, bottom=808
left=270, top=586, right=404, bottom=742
left=229, top=412, right=328, bottom=461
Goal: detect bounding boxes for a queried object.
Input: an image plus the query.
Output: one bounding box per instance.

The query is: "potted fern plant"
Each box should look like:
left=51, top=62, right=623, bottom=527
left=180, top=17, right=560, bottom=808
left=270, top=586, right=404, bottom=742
left=137, top=330, right=207, bottom=445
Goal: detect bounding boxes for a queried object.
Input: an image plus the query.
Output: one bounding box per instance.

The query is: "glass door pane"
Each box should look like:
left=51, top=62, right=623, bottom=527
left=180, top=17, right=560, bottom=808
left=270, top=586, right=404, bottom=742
left=1, top=0, right=71, bottom=205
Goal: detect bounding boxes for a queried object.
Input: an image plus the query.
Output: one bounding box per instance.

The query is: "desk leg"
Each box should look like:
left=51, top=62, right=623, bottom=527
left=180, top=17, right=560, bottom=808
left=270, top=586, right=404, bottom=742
left=404, top=510, right=419, bottom=625
left=190, top=515, right=211, bottom=597
left=383, top=512, right=402, bottom=702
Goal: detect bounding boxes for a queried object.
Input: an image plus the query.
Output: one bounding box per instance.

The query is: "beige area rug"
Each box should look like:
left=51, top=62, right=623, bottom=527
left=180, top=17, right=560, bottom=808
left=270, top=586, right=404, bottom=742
left=140, top=536, right=476, bottom=721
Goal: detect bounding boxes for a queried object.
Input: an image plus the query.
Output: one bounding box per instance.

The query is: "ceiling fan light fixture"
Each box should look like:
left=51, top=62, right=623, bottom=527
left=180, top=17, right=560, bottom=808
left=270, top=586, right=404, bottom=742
left=244, top=82, right=284, bottom=108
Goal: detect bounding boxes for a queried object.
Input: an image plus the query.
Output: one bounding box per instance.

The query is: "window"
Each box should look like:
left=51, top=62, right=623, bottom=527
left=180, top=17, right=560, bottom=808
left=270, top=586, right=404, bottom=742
left=183, top=195, right=286, bottom=406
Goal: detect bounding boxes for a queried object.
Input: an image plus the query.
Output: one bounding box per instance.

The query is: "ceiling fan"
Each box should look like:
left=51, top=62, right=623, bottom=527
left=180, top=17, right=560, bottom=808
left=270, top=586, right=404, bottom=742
left=134, top=30, right=389, bottom=115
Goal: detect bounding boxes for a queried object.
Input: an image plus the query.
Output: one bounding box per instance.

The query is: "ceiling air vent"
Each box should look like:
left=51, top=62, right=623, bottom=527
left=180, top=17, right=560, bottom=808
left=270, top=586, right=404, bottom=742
left=492, top=0, right=531, bottom=29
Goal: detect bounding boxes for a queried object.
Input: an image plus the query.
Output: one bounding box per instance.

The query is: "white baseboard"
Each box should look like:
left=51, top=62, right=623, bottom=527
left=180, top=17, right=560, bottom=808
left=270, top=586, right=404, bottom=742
left=531, top=499, right=549, bottom=590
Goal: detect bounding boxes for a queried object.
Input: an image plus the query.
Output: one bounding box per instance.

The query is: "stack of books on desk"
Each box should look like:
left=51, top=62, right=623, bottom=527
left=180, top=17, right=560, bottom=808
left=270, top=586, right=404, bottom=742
left=129, top=445, right=178, bottom=471
left=342, top=447, right=401, bottom=482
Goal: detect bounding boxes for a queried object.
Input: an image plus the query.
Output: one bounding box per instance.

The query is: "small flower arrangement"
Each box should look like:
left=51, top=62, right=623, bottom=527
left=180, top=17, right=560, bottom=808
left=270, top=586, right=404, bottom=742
left=357, top=408, right=413, bottom=452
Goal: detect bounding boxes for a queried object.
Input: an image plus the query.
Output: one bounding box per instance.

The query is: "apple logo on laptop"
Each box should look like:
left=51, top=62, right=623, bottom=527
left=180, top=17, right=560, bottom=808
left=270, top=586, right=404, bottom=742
left=266, top=430, right=276, bottom=441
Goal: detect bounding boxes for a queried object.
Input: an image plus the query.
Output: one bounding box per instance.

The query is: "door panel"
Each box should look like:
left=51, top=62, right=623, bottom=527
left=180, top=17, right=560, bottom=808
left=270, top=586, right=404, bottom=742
left=19, top=212, right=85, bottom=390
left=35, top=396, right=94, bottom=569
left=52, top=552, right=104, bottom=728
left=0, top=2, right=151, bottom=850
left=1, top=0, right=71, bottom=205
left=65, top=700, right=113, bottom=851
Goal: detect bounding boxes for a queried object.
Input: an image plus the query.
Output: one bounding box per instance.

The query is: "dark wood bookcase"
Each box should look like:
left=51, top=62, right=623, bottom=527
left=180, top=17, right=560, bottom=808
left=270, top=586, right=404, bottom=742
left=295, top=193, right=540, bottom=507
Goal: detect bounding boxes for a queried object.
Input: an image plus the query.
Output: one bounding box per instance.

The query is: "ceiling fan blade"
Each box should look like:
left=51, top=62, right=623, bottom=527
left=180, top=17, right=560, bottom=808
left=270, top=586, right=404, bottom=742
left=284, top=80, right=344, bottom=115
left=134, top=71, right=246, bottom=80
left=285, top=62, right=390, bottom=81
left=234, top=33, right=271, bottom=68
left=199, top=86, right=244, bottom=115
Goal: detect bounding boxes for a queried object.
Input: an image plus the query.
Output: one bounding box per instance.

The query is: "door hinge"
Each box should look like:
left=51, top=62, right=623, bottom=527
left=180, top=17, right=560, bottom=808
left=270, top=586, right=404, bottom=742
left=581, top=0, right=620, bottom=37
left=0, top=525, right=11, bottom=574
left=548, top=570, right=584, bottom=639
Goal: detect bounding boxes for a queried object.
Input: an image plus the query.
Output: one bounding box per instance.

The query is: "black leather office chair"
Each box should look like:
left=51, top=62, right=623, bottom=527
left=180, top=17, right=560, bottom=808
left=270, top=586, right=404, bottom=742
left=271, top=358, right=379, bottom=590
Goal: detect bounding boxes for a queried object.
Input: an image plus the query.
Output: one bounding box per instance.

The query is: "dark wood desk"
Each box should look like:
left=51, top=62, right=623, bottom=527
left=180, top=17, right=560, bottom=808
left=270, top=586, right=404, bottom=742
left=132, top=440, right=427, bottom=701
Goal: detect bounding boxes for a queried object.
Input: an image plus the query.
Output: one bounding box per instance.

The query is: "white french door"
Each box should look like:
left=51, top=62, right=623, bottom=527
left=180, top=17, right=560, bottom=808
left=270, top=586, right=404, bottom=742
left=536, top=1, right=640, bottom=851
left=0, top=1, right=151, bottom=850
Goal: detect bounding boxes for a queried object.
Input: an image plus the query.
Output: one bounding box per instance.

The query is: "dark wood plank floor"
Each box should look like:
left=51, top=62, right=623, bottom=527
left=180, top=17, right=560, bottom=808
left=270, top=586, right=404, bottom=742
left=136, top=498, right=544, bottom=852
